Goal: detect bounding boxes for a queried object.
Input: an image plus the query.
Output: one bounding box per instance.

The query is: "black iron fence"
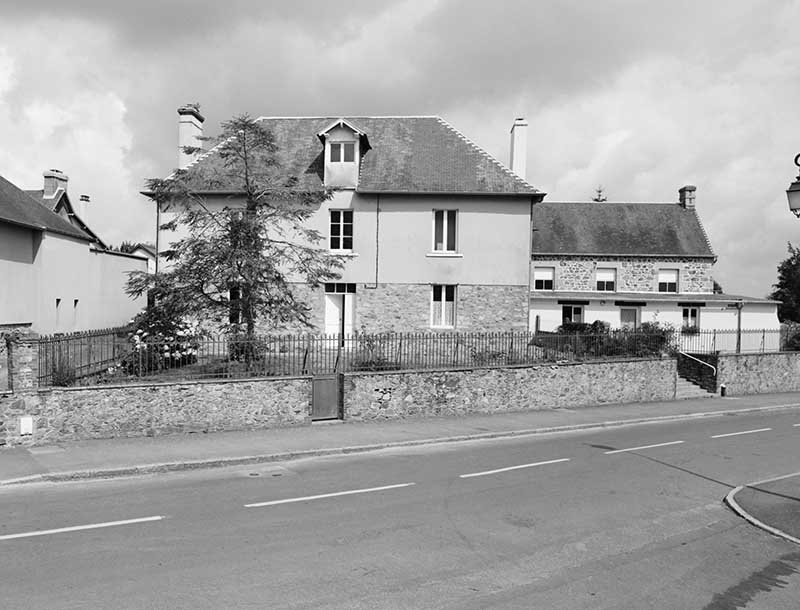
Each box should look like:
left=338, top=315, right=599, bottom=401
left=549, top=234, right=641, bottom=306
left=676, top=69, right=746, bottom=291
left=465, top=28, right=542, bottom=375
left=33, top=326, right=792, bottom=388
left=37, top=327, right=132, bottom=386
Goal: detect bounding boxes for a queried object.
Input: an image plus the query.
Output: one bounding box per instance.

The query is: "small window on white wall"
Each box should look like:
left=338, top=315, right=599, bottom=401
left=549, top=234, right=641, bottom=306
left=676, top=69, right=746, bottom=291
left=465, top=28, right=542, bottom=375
left=596, top=268, right=616, bottom=291
left=658, top=269, right=679, bottom=293
left=682, top=307, right=699, bottom=329
left=534, top=267, right=555, bottom=290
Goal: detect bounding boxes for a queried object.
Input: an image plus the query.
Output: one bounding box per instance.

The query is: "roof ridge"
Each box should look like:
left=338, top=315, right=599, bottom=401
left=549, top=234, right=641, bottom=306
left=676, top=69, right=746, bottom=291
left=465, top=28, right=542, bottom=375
left=545, top=201, right=681, bottom=205
left=254, top=115, right=441, bottom=120
left=435, top=117, right=539, bottom=192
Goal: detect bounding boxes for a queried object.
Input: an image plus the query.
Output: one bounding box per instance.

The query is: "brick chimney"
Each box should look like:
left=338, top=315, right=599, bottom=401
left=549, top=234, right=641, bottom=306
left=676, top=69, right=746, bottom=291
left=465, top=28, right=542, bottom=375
left=178, top=104, right=205, bottom=168
left=679, top=185, right=696, bottom=209
left=509, top=117, right=528, bottom=179
left=43, top=169, right=68, bottom=198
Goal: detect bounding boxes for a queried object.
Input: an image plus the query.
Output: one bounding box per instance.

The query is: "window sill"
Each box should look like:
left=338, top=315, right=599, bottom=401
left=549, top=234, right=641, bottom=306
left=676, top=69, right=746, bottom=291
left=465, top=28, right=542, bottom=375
left=426, top=252, right=463, bottom=258
left=329, top=251, right=359, bottom=257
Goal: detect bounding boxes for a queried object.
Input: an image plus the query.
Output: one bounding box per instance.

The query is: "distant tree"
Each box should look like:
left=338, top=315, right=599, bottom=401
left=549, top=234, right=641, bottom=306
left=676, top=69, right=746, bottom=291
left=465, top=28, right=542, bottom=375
left=768, top=243, right=800, bottom=322
left=592, top=186, right=607, bottom=202
left=712, top=279, right=723, bottom=294
left=117, top=241, right=139, bottom=254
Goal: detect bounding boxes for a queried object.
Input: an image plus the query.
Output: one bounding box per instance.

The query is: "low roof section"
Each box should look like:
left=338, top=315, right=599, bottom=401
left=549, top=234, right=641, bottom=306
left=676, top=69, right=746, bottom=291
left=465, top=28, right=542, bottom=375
left=181, top=116, right=541, bottom=196
left=0, top=175, right=92, bottom=241
left=532, top=201, right=715, bottom=258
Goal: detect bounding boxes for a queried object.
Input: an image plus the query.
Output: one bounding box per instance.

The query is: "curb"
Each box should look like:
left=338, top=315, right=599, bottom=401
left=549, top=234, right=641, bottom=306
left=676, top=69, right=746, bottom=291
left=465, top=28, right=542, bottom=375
left=2, top=402, right=799, bottom=487
left=724, top=471, right=800, bottom=546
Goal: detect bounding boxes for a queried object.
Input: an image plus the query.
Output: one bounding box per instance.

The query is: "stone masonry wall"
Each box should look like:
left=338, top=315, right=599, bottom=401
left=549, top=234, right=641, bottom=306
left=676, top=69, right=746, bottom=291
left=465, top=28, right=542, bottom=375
left=717, top=352, right=800, bottom=396
left=344, top=358, right=676, bottom=420
left=0, top=377, right=311, bottom=447
left=457, top=285, right=529, bottom=331
left=533, top=256, right=713, bottom=293
left=357, top=284, right=431, bottom=332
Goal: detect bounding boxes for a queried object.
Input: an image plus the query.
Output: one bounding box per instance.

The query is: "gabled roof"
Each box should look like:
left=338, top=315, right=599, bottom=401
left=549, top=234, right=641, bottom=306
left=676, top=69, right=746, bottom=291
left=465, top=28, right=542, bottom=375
left=181, top=116, right=540, bottom=196
left=531, top=201, right=715, bottom=258
left=0, top=175, right=93, bottom=241
left=24, top=189, right=107, bottom=248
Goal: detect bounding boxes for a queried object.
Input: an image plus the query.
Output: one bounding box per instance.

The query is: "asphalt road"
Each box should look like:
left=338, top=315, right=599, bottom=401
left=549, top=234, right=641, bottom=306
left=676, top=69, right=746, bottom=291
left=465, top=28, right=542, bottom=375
left=1, top=409, right=799, bottom=609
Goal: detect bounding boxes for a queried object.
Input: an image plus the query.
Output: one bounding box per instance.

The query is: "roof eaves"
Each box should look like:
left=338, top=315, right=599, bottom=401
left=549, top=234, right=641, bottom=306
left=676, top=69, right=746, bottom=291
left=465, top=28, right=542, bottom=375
left=357, top=188, right=540, bottom=197
left=531, top=252, right=717, bottom=258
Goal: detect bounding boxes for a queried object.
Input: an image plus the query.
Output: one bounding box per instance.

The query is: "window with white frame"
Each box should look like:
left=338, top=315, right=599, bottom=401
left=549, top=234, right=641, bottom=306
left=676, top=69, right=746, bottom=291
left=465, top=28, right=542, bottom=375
left=330, top=142, right=355, bottom=163
left=533, top=266, right=555, bottom=290
left=562, top=305, right=583, bottom=324
left=329, top=210, right=353, bottom=251
left=433, top=210, right=457, bottom=252
left=658, top=269, right=679, bottom=293
left=596, top=268, right=616, bottom=291
left=682, top=307, right=699, bottom=329
left=432, top=284, right=456, bottom=327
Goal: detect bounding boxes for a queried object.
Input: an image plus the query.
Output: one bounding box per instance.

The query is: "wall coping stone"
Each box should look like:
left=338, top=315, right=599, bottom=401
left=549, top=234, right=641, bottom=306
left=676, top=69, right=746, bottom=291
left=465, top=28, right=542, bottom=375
left=27, top=374, right=312, bottom=394
left=344, top=356, right=673, bottom=378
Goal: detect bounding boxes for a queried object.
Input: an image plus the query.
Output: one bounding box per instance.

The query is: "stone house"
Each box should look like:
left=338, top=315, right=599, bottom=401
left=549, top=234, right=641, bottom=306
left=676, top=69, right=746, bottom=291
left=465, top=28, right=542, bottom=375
left=529, top=187, right=779, bottom=336
left=0, top=171, right=146, bottom=334
left=160, top=107, right=544, bottom=334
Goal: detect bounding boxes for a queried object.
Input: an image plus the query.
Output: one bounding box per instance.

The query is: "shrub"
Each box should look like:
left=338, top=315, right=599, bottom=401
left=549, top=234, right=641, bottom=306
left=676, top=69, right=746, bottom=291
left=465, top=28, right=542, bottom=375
left=51, top=361, right=76, bottom=387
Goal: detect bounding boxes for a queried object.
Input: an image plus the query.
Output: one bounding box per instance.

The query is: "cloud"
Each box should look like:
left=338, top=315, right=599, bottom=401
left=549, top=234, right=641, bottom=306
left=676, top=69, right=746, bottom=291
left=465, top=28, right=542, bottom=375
left=0, top=0, right=798, bottom=299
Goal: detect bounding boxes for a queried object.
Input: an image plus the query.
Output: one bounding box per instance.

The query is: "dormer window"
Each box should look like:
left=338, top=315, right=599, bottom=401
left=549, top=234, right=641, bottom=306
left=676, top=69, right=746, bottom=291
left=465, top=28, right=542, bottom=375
left=317, top=118, right=370, bottom=189
left=330, top=142, right=355, bottom=163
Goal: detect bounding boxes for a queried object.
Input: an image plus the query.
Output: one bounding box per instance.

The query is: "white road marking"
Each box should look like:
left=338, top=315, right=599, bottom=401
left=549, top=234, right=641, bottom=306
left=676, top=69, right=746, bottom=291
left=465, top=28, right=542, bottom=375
left=460, top=458, right=571, bottom=479
left=0, top=515, right=165, bottom=542
left=710, top=427, right=772, bottom=439
left=794, top=424, right=800, bottom=427
left=604, top=440, right=684, bottom=454
left=244, top=483, right=415, bottom=508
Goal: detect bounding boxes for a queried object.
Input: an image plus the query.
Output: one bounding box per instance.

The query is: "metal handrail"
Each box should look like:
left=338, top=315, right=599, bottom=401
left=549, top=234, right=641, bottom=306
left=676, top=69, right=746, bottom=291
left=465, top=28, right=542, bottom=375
left=678, top=351, right=717, bottom=376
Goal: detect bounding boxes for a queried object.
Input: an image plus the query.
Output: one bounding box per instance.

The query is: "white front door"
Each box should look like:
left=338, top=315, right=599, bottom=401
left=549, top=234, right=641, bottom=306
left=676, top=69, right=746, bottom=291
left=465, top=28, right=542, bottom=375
left=324, top=293, right=356, bottom=336
left=620, top=307, right=638, bottom=330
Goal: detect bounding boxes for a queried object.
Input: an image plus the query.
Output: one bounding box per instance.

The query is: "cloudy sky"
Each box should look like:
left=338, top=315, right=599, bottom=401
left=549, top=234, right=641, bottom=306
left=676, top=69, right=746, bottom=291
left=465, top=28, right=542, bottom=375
left=0, top=0, right=798, bottom=298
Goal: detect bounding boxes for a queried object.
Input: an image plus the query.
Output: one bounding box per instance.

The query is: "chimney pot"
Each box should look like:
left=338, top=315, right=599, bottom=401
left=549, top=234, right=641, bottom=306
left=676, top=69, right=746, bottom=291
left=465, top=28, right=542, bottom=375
left=178, top=103, right=205, bottom=168
left=43, top=169, right=68, bottom=199
left=679, top=185, right=696, bottom=209
left=80, top=194, right=90, bottom=203
left=509, top=117, right=528, bottom=179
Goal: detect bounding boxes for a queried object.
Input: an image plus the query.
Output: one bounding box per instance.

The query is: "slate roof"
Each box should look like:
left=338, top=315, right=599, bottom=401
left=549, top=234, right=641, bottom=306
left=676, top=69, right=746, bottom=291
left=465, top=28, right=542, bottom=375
left=532, top=201, right=715, bottom=258
left=0, top=175, right=92, bottom=241
left=24, top=189, right=106, bottom=247
left=182, top=116, right=539, bottom=195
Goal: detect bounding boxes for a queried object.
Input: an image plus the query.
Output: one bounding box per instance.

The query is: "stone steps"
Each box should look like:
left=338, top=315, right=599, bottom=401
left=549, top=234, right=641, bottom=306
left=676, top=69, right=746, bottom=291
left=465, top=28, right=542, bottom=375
left=676, top=376, right=716, bottom=399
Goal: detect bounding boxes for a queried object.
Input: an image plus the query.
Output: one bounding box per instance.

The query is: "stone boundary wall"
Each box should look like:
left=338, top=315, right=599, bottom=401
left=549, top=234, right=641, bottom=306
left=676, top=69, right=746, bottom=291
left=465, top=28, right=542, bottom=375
left=717, top=352, right=800, bottom=396
left=1, top=377, right=312, bottom=447
left=344, top=358, right=677, bottom=420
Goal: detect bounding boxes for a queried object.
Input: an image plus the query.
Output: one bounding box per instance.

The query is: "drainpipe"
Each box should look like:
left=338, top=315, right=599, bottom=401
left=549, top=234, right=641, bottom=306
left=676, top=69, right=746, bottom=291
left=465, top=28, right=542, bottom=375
left=366, top=193, right=380, bottom=289
left=735, top=300, right=743, bottom=354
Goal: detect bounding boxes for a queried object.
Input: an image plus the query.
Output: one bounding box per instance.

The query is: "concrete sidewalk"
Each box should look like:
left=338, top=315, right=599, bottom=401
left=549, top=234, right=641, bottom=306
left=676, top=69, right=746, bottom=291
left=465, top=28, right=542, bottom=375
left=2, top=392, right=800, bottom=486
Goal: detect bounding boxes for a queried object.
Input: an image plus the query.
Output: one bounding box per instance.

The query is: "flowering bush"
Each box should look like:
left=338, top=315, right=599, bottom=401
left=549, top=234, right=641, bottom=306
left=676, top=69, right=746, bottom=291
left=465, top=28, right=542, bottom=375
left=122, top=308, right=202, bottom=376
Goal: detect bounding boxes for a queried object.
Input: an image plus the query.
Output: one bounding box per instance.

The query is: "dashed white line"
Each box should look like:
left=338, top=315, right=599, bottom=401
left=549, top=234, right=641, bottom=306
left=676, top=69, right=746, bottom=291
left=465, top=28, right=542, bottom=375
left=604, top=440, right=684, bottom=454
left=794, top=424, right=800, bottom=427
left=711, top=428, right=772, bottom=439
left=244, top=483, right=415, bottom=508
left=459, top=458, right=571, bottom=479
left=0, top=515, right=165, bottom=542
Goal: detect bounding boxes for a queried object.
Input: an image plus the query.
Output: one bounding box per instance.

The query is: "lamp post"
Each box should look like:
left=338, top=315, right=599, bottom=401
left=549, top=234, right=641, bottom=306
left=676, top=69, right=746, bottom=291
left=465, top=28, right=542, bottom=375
left=787, top=153, right=800, bottom=217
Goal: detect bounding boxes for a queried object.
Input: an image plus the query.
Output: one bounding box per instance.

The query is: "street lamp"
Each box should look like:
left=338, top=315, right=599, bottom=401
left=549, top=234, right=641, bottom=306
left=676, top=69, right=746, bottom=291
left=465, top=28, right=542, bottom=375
left=787, top=153, right=800, bottom=217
